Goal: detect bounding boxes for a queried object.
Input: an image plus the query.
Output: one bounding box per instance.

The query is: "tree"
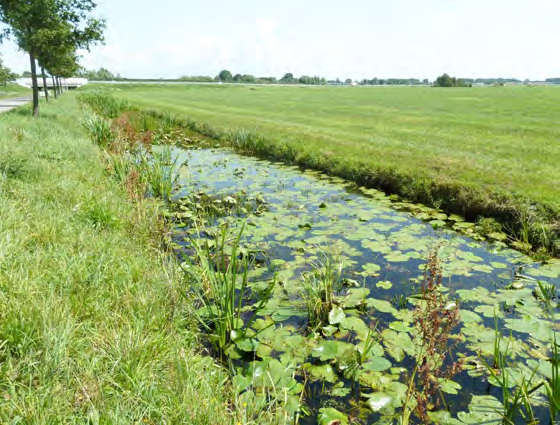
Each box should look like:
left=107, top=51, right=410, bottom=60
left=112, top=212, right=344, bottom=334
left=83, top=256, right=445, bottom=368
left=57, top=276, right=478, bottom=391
left=0, top=0, right=105, bottom=116
left=0, top=54, right=15, bottom=92
left=218, top=69, right=232, bottom=82
left=280, top=73, right=294, bottom=83
left=433, top=73, right=469, bottom=88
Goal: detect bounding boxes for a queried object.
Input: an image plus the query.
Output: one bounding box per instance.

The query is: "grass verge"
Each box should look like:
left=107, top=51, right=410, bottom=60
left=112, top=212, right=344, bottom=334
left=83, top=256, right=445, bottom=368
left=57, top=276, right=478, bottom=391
left=0, top=83, right=30, bottom=99
left=0, top=96, right=239, bottom=423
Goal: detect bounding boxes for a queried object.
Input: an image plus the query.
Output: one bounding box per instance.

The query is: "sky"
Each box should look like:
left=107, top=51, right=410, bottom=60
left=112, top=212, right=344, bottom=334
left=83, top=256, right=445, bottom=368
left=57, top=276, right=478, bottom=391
left=1, top=0, right=559, bottom=80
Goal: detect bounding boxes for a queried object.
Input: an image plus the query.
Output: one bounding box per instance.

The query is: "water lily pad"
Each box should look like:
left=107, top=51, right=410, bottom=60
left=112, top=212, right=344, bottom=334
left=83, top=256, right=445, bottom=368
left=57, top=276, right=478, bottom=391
left=438, top=378, right=462, bottom=394
left=329, top=306, right=346, bottom=325
left=376, top=280, right=393, bottom=290
left=318, top=407, right=348, bottom=425
left=311, top=340, right=354, bottom=361
left=366, top=298, right=398, bottom=314
left=460, top=310, right=483, bottom=323
left=306, top=364, right=338, bottom=383
left=360, top=263, right=381, bottom=276
left=365, top=392, right=395, bottom=412
left=363, top=356, right=392, bottom=372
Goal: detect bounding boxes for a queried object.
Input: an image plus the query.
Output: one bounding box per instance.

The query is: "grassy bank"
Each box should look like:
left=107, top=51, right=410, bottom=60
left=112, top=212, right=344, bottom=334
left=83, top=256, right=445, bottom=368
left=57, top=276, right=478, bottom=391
left=80, top=85, right=560, bottom=256
left=0, top=82, right=30, bottom=99
left=0, top=96, right=238, bottom=422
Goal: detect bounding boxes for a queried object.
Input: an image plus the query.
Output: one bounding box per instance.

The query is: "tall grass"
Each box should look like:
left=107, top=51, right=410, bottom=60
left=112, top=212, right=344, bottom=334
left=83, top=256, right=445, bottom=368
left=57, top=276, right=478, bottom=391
left=537, top=281, right=560, bottom=421
left=83, top=112, right=114, bottom=149
left=0, top=94, right=243, bottom=423
left=139, top=146, right=184, bottom=202
left=184, top=224, right=275, bottom=360
left=302, top=251, right=344, bottom=330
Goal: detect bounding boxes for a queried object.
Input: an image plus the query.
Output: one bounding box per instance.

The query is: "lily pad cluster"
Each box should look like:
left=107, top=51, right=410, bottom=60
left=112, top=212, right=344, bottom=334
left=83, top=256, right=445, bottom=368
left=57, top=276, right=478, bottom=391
left=167, top=147, right=559, bottom=424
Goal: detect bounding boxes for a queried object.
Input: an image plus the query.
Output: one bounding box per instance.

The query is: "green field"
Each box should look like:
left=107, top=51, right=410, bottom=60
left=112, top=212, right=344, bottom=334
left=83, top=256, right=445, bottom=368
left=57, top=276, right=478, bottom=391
left=97, top=83, right=560, bottom=253
left=0, top=82, right=30, bottom=99
left=0, top=97, right=242, bottom=423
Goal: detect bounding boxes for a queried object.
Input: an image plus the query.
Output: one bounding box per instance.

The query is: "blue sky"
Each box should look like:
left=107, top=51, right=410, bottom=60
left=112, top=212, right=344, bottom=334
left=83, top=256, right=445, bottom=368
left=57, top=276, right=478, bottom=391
left=1, top=0, right=559, bottom=80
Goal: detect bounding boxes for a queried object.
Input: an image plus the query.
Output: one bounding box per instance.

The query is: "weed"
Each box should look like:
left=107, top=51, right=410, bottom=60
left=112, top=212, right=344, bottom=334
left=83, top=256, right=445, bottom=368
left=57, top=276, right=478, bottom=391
left=402, top=252, right=464, bottom=424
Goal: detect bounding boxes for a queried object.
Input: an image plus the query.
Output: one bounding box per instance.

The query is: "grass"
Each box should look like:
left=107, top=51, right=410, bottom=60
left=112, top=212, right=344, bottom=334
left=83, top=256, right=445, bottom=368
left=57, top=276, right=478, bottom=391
left=0, top=96, right=244, bottom=423
left=84, top=83, right=560, bottom=255
left=0, top=82, right=30, bottom=99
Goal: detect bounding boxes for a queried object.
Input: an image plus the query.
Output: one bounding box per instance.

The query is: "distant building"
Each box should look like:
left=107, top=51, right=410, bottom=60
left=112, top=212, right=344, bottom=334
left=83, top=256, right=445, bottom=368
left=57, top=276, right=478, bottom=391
left=16, top=78, right=88, bottom=90
left=472, top=83, right=486, bottom=87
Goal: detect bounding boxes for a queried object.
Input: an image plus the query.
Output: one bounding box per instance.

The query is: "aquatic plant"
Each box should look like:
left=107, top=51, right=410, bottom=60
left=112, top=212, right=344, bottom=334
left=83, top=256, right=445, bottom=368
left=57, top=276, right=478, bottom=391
left=78, top=92, right=133, bottom=118
left=139, top=146, right=184, bottom=202
left=537, top=281, right=560, bottom=421
left=302, top=251, right=344, bottom=330
left=185, top=224, right=275, bottom=360
left=477, top=319, right=540, bottom=425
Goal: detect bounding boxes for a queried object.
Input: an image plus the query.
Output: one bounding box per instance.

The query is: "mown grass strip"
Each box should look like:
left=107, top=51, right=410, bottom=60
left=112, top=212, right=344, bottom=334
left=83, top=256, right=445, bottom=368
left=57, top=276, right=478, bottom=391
left=0, top=97, right=239, bottom=423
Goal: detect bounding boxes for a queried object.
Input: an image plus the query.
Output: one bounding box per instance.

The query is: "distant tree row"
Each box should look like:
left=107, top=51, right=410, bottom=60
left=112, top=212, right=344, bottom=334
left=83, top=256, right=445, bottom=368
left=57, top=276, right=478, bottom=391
left=360, top=78, right=430, bottom=86
left=0, top=0, right=105, bottom=116
left=76, top=67, right=119, bottom=81
left=215, top=70, right=327, bottom=85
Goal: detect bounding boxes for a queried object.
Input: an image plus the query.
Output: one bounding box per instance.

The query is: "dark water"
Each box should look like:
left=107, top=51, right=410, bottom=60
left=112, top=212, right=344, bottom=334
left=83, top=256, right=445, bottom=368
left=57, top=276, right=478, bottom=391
left=167, top=146, right=559, bottom=424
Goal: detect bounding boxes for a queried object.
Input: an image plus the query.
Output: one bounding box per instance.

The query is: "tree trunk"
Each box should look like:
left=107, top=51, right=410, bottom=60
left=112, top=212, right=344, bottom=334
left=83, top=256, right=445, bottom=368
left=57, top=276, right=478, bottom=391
left=29, top=52, right=39, bottom=117
left=57, top=77, right=62, bottom=94
left=52, top=75, right=58, bottom=99
left=41, top=67, right=49, bottom=103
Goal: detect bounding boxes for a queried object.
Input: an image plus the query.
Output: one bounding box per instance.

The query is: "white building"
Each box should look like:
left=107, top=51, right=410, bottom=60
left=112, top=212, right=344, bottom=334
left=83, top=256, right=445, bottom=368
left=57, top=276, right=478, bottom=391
left=16, top=78, right=88, bottom=90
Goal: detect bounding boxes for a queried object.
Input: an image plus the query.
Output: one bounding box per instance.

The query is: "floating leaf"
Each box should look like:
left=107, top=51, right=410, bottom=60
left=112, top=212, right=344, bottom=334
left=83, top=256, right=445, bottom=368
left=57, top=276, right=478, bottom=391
left=365, top=392, right=395, bottom=412
left=460, top=310, right=483, bottom=323
left=318, top=407, right=348, bottom=425
left=311, top=340, right=353, bottom=361
left=329, top=306, right=346, bottom=325
left=363, top=356, right=392, bottom=372
left=376, top=280, right=393, bottom=290
left=438, top=378, right=462, bottom=394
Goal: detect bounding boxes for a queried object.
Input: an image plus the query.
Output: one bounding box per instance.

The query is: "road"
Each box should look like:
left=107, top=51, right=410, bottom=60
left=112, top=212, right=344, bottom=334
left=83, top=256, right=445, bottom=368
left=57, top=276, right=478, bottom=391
left=0, top=97, right=31, bottom=114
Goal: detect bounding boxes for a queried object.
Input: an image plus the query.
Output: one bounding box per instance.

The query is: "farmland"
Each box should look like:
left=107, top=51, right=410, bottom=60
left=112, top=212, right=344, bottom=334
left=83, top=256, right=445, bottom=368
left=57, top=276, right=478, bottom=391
left=96, top=83, right=560, bottom=254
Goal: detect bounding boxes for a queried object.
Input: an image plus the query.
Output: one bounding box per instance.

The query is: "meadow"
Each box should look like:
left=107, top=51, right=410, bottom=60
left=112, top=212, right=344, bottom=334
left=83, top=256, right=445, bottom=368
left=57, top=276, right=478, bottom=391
left=0, top=96, right=251, bottom=423
left=99, top=83, right=560, bottom=255
left=0, top=82, right=30, bottom=99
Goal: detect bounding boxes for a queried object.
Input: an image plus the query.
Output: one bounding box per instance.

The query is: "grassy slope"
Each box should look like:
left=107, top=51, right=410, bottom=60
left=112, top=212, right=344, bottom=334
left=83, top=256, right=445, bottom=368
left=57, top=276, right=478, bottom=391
left=0, top=97, right=234, bottom=423
left=0, top=83, right=30, bottom=99
left=109, top=83, right=560, bottom=209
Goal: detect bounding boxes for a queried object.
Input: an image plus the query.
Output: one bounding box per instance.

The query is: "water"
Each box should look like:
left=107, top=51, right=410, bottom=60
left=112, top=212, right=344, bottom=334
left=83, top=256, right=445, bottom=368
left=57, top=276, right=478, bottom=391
left=168, top=146, right=559, bottom=424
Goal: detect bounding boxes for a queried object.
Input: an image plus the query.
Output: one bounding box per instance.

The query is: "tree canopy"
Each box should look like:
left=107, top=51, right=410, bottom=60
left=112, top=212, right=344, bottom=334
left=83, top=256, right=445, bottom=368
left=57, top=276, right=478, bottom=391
left=0, top=54, right=16, bottom=91
left=433, top=73, right=470, bottom=88
left=218, top=69, right=232, bottom=82
left=0, top=0, right=105, bottom=115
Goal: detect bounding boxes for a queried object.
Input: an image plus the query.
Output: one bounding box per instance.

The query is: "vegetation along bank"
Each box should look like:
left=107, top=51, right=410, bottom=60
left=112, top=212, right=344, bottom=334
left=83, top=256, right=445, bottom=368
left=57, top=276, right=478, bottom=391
left=0, top=95, right=258, bottom=423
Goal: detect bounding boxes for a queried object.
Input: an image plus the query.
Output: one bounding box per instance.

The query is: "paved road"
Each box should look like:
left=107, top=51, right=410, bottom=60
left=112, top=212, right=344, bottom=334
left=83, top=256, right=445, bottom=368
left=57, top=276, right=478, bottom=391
left=0, top=97, right=31, bottom=114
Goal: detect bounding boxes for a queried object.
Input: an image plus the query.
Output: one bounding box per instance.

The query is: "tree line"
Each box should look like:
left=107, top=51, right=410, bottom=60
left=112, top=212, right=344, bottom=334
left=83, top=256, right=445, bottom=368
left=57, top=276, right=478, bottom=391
left=0, top=0, right=105, bottom=116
